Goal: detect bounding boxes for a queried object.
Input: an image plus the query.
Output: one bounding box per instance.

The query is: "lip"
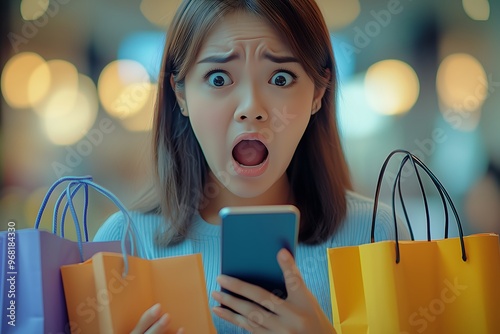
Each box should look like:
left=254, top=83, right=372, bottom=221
left=231, top=132, right=269, bottom=177
left=231, top=132, right=269, bottom=148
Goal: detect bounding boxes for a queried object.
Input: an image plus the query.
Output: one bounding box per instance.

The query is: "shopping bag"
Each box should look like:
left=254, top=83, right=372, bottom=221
left=61, top=250, right=217, bottom=333
left=327, top=150, right=500, bottom=334
left=0, top=176, right=129, bottom=334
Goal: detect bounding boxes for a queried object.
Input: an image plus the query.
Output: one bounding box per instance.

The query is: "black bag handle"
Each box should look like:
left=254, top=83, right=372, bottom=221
left=371, top=149, right=467, bottom=264
left=394, top=155, right=452, bottom=241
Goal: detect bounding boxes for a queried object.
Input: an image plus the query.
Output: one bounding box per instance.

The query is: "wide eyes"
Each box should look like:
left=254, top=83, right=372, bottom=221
left=206, top=70, right=296, bottom=88
left=269, top=71, right=295, bottom=87
left=207, top=72, right=232, bottom=87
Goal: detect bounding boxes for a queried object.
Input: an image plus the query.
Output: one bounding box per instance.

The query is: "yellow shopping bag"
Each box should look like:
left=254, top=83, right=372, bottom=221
left=327, top=150, right=500, bottom=334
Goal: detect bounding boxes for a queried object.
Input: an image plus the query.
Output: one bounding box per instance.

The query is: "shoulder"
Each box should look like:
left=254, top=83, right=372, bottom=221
left=93, top=211, right=204, bottom=259
left=329, top=190, right=410, bottom=247
left=93, top=210, right=165, bottom=243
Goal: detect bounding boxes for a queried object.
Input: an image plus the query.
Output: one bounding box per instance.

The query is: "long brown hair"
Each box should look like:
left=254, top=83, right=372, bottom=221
left=150, top=0, right=352, bottom=245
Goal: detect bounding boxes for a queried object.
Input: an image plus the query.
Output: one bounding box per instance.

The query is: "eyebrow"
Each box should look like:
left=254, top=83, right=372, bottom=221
left=197, top=54, right=239, bottom=64
left=263, top=53, right=299, bottom=64
left=197, top=52, right=299, bottom=64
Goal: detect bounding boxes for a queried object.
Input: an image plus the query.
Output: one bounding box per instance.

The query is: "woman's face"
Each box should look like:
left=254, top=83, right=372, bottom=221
left=174, top=11, right=325, bottom=199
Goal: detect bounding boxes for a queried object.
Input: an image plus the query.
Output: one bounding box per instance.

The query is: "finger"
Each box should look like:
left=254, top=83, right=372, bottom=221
left=216, top=276, right=283, bottom=314
left=212, top=306, right=265, bottom=333
left=212, top=289, right=284, bottom=331
left=131, top=303, right=163, bottom=334
left=144, top=313, right=172, bottom=334
left=277, top=249, right=306, bottom=299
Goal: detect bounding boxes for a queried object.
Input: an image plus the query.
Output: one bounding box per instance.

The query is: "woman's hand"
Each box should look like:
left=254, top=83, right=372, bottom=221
left=212, top=249, right=336, bottom=333
left=130, top=303, right=184, bottom=334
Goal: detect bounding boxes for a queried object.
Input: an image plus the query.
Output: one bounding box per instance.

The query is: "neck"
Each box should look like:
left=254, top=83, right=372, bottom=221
left=199, top=172, right=293, bottom=225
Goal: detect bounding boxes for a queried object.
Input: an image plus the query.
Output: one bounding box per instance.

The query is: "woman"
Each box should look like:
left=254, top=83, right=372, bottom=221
left=94, top=0, right=410, bottom=332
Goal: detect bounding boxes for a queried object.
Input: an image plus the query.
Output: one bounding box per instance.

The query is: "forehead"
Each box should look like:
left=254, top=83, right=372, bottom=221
left=197, top=11, right=292, bottom=57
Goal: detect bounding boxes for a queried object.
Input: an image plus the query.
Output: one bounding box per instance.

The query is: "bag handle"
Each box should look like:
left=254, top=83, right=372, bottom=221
left=34, top=176, right=144, bottom=274
left=62, top=178, right=145, bottom=276
left=370, top=149, right=467, bottom=264
left=394, top=155, right=452, bottom=241
left=35, top=176, right=93, bottom=237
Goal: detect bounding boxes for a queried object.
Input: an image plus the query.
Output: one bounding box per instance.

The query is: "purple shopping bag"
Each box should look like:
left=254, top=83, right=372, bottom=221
left=0, top=176, right=131, bottom=334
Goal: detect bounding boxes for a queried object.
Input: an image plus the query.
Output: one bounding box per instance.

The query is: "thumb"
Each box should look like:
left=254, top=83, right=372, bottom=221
left=277, top=248, right=306, bottom=299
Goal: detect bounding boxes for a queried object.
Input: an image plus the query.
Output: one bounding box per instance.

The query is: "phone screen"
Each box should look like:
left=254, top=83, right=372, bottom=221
left=220, top=205, right=299, bottom=305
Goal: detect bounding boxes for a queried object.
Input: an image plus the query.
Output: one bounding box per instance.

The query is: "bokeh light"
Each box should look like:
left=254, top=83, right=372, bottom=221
left=98, top=60, right=152, bottom=119
left=436, top=53, right=487, bottom=131
left=338, top=74, right=391, bottom=138
left=317, top=0, right=361, bottom=30
left=118, top=31, right=165, bottom=81
left=42, top=74, right=99, bottom=145
left=28, top=60, right=52, bottom=107
left=20, top=0, right=49, bottom=21
left=364, top=59, right=420, bottom=116
left=1, top=52, right=50, bottom=109
left=33, top=59, right=80, bottom=115
left=436, top=53, right=487, bottom=112
left=140, top=0, right=183, bottom=27
left=121, top=83, right=157, bottom=132
left=462, top=0, right=490, bottom=21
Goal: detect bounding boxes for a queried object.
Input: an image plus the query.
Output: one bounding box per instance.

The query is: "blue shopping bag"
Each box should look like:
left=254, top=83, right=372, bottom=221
left=0, top=176, right=131, bottom=334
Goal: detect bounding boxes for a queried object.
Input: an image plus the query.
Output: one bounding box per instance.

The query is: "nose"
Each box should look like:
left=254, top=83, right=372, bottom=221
left=233, top=83, right=269, bottom=122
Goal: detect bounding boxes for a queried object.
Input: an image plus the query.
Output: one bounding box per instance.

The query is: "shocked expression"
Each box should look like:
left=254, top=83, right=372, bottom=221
left=174, top=11, right=325, bottom=198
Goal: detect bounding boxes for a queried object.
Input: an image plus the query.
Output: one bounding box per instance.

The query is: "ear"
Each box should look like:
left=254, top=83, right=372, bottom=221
left=170, top=74, right=188, bottom=116
left=311, top=68, right=331, bottom=115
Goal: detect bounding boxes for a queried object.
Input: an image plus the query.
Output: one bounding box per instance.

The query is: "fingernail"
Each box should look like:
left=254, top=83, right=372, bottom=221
left=212, top=291, right=222, bottom=300
left=279, top=249, right=291, bottom=261
left=159, top=313, right=170, bottom=327
left=216, top=275, right=229, bottom=285
left=212, top=306, right=224, bottom=316
left=150, top=303, right=161, bottom=315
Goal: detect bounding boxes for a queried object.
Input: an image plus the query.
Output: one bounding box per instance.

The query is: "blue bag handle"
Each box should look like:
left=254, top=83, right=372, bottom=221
left=35, top=176, right=93, bottom=239
left=34, top=176, right=144, bottom=275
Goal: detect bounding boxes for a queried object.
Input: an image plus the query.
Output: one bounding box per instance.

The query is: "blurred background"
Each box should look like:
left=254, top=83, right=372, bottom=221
left=1, top=0, right=499, bottom=240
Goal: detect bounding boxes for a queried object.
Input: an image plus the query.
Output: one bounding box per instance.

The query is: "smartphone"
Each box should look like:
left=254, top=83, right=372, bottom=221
left=219, top=205, right=299, bottom=306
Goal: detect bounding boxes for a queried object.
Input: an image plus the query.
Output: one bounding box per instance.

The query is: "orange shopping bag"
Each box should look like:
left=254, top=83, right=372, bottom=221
left=61, top=231, right=216, bottom=333
left=327, top=150, right=500, bottom=334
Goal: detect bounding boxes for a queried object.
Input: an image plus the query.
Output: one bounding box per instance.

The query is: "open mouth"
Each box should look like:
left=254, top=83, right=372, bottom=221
left=232, top=139, right=269, bottom=167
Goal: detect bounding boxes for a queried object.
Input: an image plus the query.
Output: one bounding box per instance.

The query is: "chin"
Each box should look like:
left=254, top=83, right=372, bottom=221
left=225, top=178, right=274, bottom=199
